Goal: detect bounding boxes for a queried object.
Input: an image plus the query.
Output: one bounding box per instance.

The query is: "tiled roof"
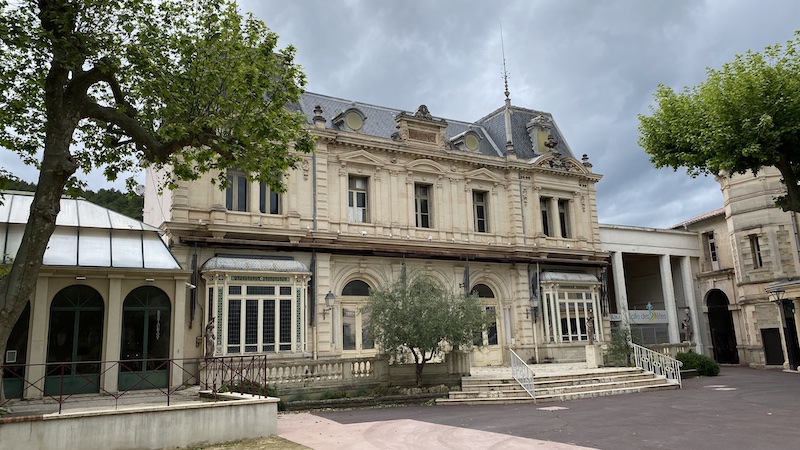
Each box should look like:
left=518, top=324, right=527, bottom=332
left=201, top=255, right=310, bottom=273
left=669, top=207, right=725, bottom=229
left=297, top=92, right=573, bottom=160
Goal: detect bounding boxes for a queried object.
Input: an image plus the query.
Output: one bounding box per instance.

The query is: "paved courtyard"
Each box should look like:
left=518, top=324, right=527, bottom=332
left=278, top=366, right=800, bottom=450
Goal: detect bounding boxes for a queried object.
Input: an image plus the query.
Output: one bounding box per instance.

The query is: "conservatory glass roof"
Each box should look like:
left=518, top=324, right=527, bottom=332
left=0, top=192, right=181, bottom=269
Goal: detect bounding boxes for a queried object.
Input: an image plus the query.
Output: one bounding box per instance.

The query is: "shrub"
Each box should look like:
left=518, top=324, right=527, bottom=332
left=676, top=352, right=720, bottom=376
left=605, top=327, right=634, bottom=367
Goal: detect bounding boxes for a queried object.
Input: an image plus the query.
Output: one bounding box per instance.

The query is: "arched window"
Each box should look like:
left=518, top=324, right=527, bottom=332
left=472, top=284, right=495, bottom=298
left=46, top=285, right=104, bottom=395
left=340, top=280, right=373, bottom=353
left=342, top=280, right=371, bottom=296
left=119, top=286, right=171, bottom=390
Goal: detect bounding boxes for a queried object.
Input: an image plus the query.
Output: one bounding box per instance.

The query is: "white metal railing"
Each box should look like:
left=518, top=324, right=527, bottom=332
left=509, top=349, right=536, bottom=402
left=631, top=343, right=683, bottom=387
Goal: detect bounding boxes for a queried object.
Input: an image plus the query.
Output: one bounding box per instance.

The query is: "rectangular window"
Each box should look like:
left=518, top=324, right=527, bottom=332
left=486, top=306, right=498, bottom=345
left=226, top=170, right=248, bottom=212
left=348, top=176, right=369, bottom=223
left=263, top=300, right=275, bottom=352
left=473, top=191, right=488, bottom=233
left=259, top=183, right=281, bottom=214
left=749, top=234, right=763, bottom=269
left=227, top=299, right=241, bottom=353
left=558, top=199, right=571, bottom=238
left=279, top=299, right=292, bottom=351
left=415, top=184, right=432, bottom=228
left=342, top=307, right=357, bottom=351
left=540, top=198, right=551, bottom=236
left=705, top=232, right=720, bottom=270
left=245, top=300, right=259, bottom=352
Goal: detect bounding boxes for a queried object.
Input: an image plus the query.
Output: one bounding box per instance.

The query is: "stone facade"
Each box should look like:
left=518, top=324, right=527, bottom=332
left=144, top=92, right=608, bottom=366
left=678, top=167, right=800, bottom=369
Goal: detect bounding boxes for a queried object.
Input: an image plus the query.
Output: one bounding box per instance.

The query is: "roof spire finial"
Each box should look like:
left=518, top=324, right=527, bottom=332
left=501, top=22, right=510, bottom=101
left=501, top=22, right=515, bottom=159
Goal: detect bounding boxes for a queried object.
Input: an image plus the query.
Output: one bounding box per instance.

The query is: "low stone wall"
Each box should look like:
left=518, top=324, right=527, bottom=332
left=0, top=395, right=279, bottom=450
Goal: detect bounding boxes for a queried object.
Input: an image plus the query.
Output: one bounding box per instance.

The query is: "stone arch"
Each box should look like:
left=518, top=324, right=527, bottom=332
left=705, top=289, right=739, bottom=364
left=46, top=285, right=105, bottom=395
left=119, top=285, right=172, bottom=390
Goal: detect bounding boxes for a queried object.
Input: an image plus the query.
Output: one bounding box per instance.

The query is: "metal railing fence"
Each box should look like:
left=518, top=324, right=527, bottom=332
left=509, top=349, right=536, bottom=402
left=631, top=342, right=683, bottom=387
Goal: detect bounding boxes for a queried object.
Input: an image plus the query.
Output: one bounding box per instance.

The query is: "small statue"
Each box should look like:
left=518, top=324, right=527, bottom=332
left=586, top=312, right=595, bottom=344
left=414, top=104, right=433, bottom=119
left=681, top=309, right=692, bottom=342
left=204, top=318, right=216, bottom=358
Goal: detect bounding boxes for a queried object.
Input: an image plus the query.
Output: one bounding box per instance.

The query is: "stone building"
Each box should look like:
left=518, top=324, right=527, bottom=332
left=143, top=91, right=610, bottom=366
left=674, top=168, right=800, bottom=370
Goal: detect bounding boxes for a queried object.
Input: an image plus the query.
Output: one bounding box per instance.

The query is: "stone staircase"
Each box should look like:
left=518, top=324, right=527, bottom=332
left=436, top=366, right=680, bottom=406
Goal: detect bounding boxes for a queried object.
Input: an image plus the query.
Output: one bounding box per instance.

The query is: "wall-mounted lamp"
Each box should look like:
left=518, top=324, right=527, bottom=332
left=75, top=276, right=87, bottom=281
left=185, top=281, right=197, bottom=289
left=525, top=306, right=539, bottom=322
left=321, top=291, right=336, bottom=319
left=145, top=278, right=155, bottom=283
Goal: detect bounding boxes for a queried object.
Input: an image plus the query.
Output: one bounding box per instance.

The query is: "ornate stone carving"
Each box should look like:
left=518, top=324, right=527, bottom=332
left=301, top=159, right=310, bottom=180
left=414, top=104, right=433, bottom=119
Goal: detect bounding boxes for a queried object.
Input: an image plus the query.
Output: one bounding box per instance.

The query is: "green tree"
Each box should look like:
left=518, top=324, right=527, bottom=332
left=639, top=32, right=800, bottom=212
left=0, top=0, right=314, bottom=399
left=364, top=270, right=489, bottom=387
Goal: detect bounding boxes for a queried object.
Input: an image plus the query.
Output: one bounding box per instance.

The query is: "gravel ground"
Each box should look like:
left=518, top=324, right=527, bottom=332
left=182, top=436, right=308, bottom=450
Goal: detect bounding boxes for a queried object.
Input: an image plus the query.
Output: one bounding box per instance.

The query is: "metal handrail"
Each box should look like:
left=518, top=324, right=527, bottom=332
left=1, top=356, right=271, bottom=414
left=509, top=349, right=536, bottom=403
left=631, top=342, right=683, bottom=388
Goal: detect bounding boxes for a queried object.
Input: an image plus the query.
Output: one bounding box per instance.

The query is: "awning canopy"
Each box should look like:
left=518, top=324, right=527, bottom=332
left=201, top=255, right=310, bottom=274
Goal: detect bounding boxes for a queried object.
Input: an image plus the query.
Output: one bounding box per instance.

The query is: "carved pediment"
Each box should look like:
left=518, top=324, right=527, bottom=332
left=406, top=158, right=448, bottom=174
left=531, top=154, right=590, bottom=174
left=338, top=149, right=387, bottom=167
left=395, top=105, right=449, bottom=148
left=464, top=167, right=503, bottom=182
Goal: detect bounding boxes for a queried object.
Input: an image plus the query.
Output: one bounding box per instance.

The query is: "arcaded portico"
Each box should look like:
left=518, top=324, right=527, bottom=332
left=600, top=224, right=702, bottom=351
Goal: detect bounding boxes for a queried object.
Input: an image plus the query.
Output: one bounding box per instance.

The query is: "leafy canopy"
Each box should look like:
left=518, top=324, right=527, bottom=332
left=0, top=0, right=314, bottom=193
left=638, top=31, right=800, bottom=211
left=364, top=270, right=488, bottom=386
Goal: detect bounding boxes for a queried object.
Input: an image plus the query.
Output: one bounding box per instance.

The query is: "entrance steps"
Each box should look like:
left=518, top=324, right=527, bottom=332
left=436, top=366, right=679, bottom=406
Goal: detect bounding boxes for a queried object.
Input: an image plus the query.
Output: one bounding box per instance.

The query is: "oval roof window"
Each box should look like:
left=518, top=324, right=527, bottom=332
left=345, top=111, right=364, bottom=131
left=465, top=134, right=480, bottom=151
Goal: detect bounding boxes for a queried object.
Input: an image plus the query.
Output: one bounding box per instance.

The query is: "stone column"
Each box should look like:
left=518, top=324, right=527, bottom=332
left=531, top=186, right=542, bottom=236
left=25, top=276, right=50, bottom=399
left=550, top=197, right=561, bottom=238
left=680, top=256, right=702, bottom=352
left=101, top=277, right=123, bottom=393
left=171, top=278, right=187, bottom=386
left=659, top=254, right=680, bottom=343
left=611, top=251, right=630, bottom=329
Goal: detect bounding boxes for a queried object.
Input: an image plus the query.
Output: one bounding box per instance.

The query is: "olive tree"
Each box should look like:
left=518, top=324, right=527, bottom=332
left=639, top=32, right=800, bottom=211
left=364, top=271, right=489, bottom=387
left=0, top=0, right=314, bottom=399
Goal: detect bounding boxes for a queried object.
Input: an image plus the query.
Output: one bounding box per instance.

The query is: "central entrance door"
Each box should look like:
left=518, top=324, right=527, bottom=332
left=707, top=290, right=739, bottom=364
left=471, top=284, right=503, bottom=366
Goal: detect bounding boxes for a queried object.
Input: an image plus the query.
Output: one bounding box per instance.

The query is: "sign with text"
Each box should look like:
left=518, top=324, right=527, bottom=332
left=609, top=310, right=669, bottom=324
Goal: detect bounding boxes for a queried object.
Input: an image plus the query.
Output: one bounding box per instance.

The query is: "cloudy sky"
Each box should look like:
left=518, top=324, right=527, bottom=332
left=2, top=0, right=798, bottom=228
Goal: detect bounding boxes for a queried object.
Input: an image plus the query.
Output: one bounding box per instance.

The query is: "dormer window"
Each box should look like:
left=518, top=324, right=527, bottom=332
left=333, top=108, right=366, bottom=132
left=451, top=130, right=482, bottom=152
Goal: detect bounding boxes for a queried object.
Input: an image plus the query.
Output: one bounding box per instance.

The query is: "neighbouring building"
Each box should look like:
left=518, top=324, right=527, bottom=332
left=673, top=168, right=800, bottom=370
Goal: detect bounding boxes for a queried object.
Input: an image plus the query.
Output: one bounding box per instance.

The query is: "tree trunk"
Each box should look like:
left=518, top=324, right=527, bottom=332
left=415, top=360, right=426, bottom=388
left=0, top=104, right=79, bottom=406
left=775, top=152, right=800, bottom=213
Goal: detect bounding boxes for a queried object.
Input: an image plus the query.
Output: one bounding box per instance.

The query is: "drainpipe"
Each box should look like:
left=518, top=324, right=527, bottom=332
left=791, top=212, right=800, bottom=268
left=311, top=250, right=317, bottom=360
left=312, top=151, right=318, bottom=231
left=518, top=178, right=527, bottom=247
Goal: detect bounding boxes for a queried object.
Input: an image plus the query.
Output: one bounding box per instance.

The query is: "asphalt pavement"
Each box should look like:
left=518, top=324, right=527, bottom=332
left=277, top=366, right=800, bottom=450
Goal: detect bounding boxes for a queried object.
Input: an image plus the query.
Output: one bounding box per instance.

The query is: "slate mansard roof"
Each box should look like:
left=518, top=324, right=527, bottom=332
left=295, top=92, right=575, bottom=161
